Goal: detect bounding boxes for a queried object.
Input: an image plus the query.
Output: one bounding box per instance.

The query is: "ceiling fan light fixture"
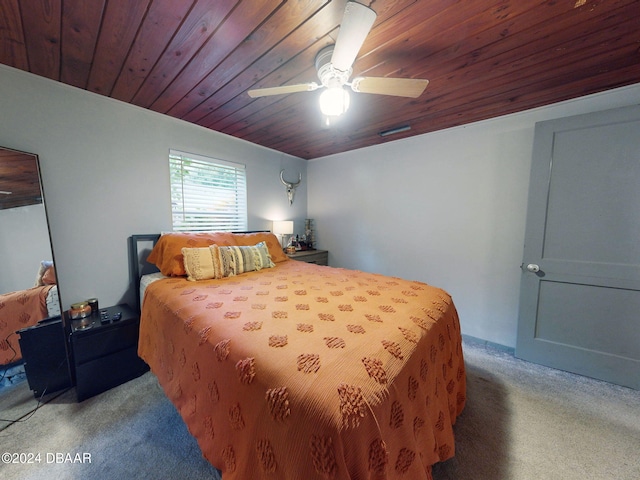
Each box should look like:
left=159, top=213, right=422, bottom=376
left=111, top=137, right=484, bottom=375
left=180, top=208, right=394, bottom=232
left=319, top=87, right=350, bottom=116
left=246, top=2, right=428, bottom=128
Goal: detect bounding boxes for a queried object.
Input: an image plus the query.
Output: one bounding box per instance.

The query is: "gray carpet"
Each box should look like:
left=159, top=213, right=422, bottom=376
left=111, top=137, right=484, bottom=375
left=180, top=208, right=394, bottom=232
left=0, top=370, right=220, bottom=479
left=1, top=340, right=638, bottom=479
left=432, top=342, right=640, bottom=479
left=0, top=364, right=67, bottom=433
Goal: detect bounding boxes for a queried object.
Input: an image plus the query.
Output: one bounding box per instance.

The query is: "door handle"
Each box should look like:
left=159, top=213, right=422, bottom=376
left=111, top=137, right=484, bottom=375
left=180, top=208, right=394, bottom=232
left=526, top=263, right=540, bottom=273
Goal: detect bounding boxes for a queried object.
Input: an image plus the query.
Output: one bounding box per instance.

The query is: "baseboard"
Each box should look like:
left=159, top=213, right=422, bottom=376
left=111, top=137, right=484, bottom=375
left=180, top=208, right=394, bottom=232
left=462, top=334, right=515, bottom=356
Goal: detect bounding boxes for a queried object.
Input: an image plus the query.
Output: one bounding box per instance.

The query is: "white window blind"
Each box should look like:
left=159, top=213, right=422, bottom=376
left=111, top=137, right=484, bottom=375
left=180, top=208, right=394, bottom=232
left=169, top=150, right=247, bottom=232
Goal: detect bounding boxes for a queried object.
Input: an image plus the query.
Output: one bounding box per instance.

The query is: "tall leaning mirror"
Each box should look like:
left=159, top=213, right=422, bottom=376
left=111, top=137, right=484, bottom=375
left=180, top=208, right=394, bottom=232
left=0, top=147, right=63, bottom=396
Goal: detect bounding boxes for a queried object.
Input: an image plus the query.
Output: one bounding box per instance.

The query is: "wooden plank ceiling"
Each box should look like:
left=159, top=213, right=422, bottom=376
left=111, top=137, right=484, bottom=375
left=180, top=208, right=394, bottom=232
left=0, top=148, right=42, bottom=210
left=1, top=0, right=639, bottom=160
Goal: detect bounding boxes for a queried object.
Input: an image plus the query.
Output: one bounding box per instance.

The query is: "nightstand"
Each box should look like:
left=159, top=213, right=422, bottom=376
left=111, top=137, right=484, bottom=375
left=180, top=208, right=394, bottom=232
left=286, top=249, right=328, bottom=265
left=70, top=304, right=148, bottom=402
left=18, top=317, right=72, bottom=398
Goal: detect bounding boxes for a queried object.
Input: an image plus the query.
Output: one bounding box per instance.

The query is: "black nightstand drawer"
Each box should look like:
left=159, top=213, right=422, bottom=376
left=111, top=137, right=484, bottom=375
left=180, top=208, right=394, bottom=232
left=73, top=321, right=139, bottom=365
left=75, top=346, right=148, bottom=402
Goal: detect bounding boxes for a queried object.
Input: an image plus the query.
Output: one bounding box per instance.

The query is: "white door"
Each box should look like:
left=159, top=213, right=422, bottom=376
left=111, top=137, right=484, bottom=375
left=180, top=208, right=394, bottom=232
left=516, top=105, right=640, bottom=390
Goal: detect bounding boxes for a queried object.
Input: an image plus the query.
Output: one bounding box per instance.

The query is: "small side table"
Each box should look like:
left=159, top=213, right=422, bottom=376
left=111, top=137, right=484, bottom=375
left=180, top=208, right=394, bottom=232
left=18, top=317, right=72, bottom=398
left=70, top=304, right=148, bottom=402
left=286, top=249, right=328, bottom=265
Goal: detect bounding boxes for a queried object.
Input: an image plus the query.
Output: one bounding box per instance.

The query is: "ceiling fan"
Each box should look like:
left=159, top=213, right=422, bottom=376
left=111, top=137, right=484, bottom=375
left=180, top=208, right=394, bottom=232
left=247, top=1, right=429, bottom=118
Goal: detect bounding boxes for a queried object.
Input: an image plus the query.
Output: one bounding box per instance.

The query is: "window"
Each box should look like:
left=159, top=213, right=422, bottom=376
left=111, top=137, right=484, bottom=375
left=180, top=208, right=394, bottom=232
left=169, top=150, right=247, bottom=232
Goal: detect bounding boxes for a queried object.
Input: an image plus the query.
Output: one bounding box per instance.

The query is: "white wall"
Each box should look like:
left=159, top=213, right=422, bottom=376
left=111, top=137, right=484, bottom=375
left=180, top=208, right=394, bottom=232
left=308, top=83, right=640, bottom=348
left=0, top=65, right=307, bottom=311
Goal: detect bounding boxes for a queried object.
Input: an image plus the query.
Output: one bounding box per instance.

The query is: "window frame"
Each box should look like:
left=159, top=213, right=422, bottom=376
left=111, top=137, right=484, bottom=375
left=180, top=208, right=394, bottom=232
left=169, top=149, right=248, bottom=232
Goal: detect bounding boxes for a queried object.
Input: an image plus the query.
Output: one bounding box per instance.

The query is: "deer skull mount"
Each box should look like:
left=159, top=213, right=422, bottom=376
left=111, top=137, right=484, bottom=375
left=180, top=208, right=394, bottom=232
left=280, top=170, right=302, bottom=206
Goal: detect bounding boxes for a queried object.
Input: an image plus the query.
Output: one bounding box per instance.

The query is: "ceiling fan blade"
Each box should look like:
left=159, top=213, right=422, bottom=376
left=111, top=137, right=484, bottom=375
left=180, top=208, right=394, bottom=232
left=351, top=77, right=429, bottom=98
left=248, top=82, right=319, bottom=98
left=331, top=2, right=377, bottom=72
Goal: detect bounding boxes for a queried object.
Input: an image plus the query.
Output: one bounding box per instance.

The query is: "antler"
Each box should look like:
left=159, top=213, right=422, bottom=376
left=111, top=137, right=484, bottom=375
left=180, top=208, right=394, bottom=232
left=280, top=170, right=301, bottom=206
left=280, top=170, right=302, bottom=187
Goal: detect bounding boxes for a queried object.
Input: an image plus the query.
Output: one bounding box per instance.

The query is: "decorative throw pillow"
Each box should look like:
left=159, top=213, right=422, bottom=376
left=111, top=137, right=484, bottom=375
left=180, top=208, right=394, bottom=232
left=182, top=243, right=274, bottom=281
left=216, top=242, right=275, bottom=277
left=209, top=245, right=235, bottom=278
left=182, top=246, right=219, bottom=281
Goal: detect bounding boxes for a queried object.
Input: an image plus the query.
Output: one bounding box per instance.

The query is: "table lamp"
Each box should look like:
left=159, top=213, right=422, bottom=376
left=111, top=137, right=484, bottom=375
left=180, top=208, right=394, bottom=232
left=272, top=220, right=294, bottom=250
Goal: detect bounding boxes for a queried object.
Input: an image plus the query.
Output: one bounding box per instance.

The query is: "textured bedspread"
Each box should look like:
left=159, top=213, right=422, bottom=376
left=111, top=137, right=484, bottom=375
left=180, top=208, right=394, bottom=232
left=139, top=260, right=466, bottom=479
left=0, top=285, right=54, bottom=365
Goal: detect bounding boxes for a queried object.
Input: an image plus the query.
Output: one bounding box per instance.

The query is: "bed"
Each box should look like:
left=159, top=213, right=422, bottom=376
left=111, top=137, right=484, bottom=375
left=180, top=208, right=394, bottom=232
left=133, top=231, right=466, bottom=479
left=0, top=261, right=61, bottom=365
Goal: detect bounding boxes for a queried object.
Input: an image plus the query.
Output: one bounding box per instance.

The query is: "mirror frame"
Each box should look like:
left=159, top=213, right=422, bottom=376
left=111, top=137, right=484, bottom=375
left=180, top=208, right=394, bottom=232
left=0, top=146, right=63, bottom=367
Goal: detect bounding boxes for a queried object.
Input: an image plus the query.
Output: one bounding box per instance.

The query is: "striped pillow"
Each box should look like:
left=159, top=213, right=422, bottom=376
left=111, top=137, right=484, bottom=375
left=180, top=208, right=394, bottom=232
left=216, top=242, right=275, bottom=277
left=182, top=242, right=275, bottom=281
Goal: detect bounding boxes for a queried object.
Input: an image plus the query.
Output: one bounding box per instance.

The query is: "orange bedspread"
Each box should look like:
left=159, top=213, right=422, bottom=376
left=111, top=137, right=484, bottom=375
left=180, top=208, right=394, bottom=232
left=0, top=285, right=53, bottom=365
left=139, top=260, right=466, bottom=479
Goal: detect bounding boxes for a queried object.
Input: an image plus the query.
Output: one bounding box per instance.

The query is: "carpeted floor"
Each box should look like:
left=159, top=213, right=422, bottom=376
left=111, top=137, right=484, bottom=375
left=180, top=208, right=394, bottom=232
left=0, top=364, right=67, bottom=433
left=1, top=340, right=638, bottom=479
left=0, top=368, right=220, bottom=480
left=432, top=341, right=640, bottom=480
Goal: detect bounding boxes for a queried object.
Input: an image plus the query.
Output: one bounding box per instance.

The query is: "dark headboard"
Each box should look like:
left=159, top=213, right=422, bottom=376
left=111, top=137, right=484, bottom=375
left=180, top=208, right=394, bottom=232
left=128, top=231, right=271, bottom=313
left=128, top=234, right=161, bottom=313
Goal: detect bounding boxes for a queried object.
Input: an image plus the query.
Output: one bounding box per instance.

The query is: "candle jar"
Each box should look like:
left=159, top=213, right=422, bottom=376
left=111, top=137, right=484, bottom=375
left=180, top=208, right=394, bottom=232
left=87, top=298, right=99, bottom=316
left=69, top=301, right=92, bottom=319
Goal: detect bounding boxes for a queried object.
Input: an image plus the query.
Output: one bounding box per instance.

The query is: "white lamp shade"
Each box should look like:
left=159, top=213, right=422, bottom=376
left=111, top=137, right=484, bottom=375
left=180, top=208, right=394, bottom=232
left=272, top=220, right=293, bottom=235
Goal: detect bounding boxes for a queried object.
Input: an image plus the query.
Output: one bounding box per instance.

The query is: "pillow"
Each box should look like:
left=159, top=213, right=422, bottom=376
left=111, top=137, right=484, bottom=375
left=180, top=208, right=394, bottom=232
left=182, top=246, right=225, bottom=281
left=147, top=232, right=238, bottom=276
left=41, top=265, right=57, bottom=285
left=182, top=242, right=274, bottom=281
left=34, top=260, right=54, bottom=287
left=217, top=242, right=275, bottom=276
left=232, top=232, right=289, bottom=263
